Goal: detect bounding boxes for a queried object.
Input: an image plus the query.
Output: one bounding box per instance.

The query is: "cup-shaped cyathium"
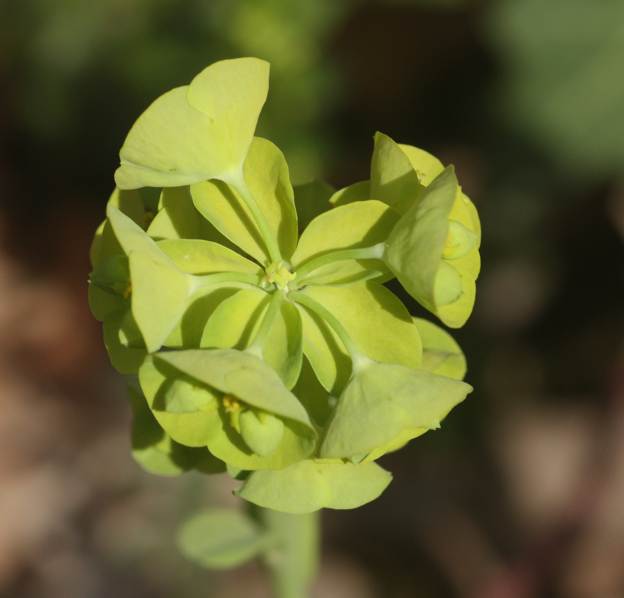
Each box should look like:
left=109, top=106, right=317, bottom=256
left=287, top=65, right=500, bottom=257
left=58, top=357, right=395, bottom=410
left=384, top=166, right=481, bottom=328
left=310, top=131, right=481, bottom=327
left=138, top=348, right=317, bottom=470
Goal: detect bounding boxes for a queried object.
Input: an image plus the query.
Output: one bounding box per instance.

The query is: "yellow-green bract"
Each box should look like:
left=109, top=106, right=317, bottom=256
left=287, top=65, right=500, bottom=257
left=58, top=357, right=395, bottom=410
left=88, top=57, right=481, bottom=520
left=115, top=58, right=270, bottom=190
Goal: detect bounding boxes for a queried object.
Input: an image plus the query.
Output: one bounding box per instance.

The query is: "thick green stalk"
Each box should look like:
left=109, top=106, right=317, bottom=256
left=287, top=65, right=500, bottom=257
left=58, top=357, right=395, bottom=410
left=256, top=507, right=320, bottom=598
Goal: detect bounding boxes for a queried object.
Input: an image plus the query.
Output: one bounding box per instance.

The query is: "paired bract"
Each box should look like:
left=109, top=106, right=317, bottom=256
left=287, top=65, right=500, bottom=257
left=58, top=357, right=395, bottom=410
left=89, top=58, right=481, bottom=519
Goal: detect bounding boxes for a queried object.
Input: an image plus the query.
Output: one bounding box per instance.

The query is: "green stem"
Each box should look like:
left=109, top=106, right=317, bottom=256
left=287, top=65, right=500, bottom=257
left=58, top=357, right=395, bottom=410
left=294, top=243, right=386, bottom=283
left=256, top=507, right=319, bottom=598
left=247, top=291, right=283, bottom=357
left=290, top=291, right=371, bottom=373
left=224, top=170, right=283, bottom=264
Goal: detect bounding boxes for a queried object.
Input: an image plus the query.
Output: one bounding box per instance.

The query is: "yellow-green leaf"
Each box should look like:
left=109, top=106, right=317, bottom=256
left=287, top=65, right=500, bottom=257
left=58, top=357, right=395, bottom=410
left=328, top=180, right=370, bottom=207
left=321, top=363, right=472, bottom=459
left=237, top=460, right=392, bottom=514
left=413, top=318, right=467, bottom=380
left=129, top=251, right=193, bottom=353
left=128, top=386, right=216, bottom=476
left=115, top=58, right=270, bottom=189
left=191, top=137, right=297, bottom=263
left=178, top=509, right=269, bottom=569
left=385, top=166, right=479, bottom=328
left=158, top=239, right=261, bottom=276
left=370, top=131, right=424, bottom=214
left=291, top=200, right=397, bottom=286
left=297, top=283, right=423, bottom=391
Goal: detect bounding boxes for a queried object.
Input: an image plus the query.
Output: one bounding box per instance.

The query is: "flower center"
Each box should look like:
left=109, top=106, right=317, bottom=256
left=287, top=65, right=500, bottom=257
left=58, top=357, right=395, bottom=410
left=263, top=261, right=296, bottom=290
left=222, top=394, right=242, bottom=413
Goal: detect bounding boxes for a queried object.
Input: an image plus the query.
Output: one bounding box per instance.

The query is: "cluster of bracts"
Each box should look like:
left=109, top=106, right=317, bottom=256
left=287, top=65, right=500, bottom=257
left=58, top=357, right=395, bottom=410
left=89, top=58, right=480, bottom=514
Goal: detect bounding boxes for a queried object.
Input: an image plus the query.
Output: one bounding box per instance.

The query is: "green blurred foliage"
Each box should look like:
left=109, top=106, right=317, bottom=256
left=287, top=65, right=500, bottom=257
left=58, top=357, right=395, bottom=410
left=1, top=0, right=349, bottom=185
left=488, top=0, right=624, bottom=179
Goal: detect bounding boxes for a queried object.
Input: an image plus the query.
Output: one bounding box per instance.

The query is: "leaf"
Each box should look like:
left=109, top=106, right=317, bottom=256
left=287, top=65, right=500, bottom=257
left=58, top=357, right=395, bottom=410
left=206, top=417, right=315, bottom=471
left=115, top=58, right=270, bottom=189
left=191, top=289, right=303, bottom=388
left=435, top=268, right=477, bottom=329
left=177, top=509, right=269, bottom=569
left=128, top=386, right=214, bottom=476
left=384, top=167, right=480, bottom=328
left=260, top=298, right=303, bottom=390
left=413, top=318, right=467, bottom=380
left=90, top=187, right=156, bottom=269
left=296, top=301, right=351, bottom=394
left=292, top=199, right=395, bottom=265
left=165, top=286, right=241, bottom=349
left=328, top=180, right=370, bottom=207
left=291, top=200, right=398, bottom=286
left=239, top=410, right=285, bottom=457
left=236, top=459, right=392, bottom=514
left=108, top=187, right=150, bottom=225
left=191, top=179, right=266, bottom=264
left=89, top=252, right=129, bottom=292
left=128, top=251, right=193, bottom=353
left=90, top=205, right=158, bottom=326
left=362, top=427, right=425, bottom=464
left=321, top=363, right=472, bottom=459
left=243, top=137, right=297, bottom=259
left=191, top=137, right=297, bottom=263
left=138, top=355, right=316, bottom=469
left=293, top=180, right=335, bottom=232
left=147, top=190, right=195, bottom=239
left=138, top=357, right=222, bottom=447
left=370, top=132, right=424, bottom=214
left=102, top=310, right=146, bottom=374
left=148, top=186, right=206, bottom=240
left=398, top=143, right=444, bottom=186
left=88, top=283, right=125, bottom=322
left=148, top=186, right=239, bottom=252
left=157, top=376, right=219, bottom=414
left=157, top=239, right=261, bottom=276
left=450, top=190, right=481, bottom=244
left=89, top=220, right=110, bottom=270
left=106, top=204, right=161, bottom=258
left=156, top=349, right=313, bottom=428
left=384, top=136, right=479, bottom=237
left=297, top=282, right=423, bottom=391
left=200, top=288, right=267, bottom=350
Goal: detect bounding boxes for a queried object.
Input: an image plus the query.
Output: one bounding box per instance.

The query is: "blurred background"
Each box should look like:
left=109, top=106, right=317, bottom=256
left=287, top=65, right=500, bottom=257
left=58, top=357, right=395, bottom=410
left=1, top=0, right=623, bottom=596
